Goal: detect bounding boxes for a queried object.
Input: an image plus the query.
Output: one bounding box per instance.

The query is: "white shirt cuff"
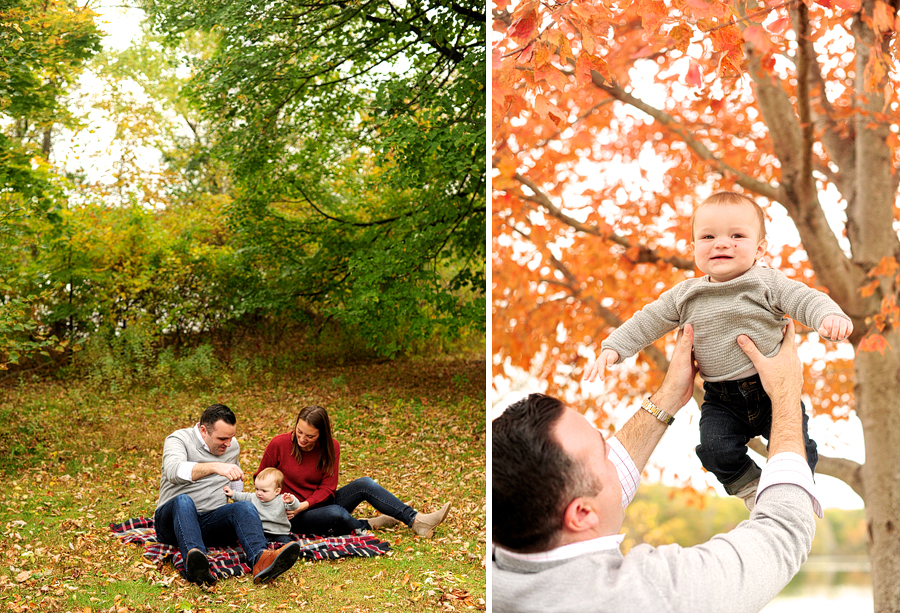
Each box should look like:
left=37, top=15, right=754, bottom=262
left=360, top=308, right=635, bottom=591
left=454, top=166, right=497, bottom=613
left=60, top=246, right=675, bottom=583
left=757, top=451, right=823, bottom=518
left=177, top=461, right=197, bottom=482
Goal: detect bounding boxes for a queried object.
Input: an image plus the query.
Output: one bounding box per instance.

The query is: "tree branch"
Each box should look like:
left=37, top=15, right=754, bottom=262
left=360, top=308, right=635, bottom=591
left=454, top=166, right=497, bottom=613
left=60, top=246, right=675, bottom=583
left=796, top=9, right=856, bottom=208
left=449, top=1, right=483, bottom=23
left=794, top=3, right=816, bottom=196
left=513, top=172, right=695, bottom=270
left=276, top=184, right=406, bottom=227
left=589, top=75, right=781, bottom=203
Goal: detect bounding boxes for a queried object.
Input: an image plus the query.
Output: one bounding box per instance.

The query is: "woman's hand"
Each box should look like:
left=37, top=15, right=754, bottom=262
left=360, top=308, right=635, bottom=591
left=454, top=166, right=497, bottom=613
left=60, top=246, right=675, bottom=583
left=285, top=500, right=310, bottom=519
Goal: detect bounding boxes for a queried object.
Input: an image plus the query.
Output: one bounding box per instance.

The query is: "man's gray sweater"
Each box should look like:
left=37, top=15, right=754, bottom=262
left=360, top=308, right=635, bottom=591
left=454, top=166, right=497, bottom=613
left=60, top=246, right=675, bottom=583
left=492, top=484, right=815, bottom=613
left=156, top=427, right=240, bottom=514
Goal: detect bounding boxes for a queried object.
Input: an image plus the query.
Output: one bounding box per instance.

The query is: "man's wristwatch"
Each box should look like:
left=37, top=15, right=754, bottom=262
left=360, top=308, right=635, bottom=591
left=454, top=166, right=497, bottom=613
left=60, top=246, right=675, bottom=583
left=641, top=397, right=675, bottom=426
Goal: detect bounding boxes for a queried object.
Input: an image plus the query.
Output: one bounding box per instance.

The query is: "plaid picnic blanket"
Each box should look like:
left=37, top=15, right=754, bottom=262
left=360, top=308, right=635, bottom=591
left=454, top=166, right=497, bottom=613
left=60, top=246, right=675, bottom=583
left=110, top=517, right=390, bottom=580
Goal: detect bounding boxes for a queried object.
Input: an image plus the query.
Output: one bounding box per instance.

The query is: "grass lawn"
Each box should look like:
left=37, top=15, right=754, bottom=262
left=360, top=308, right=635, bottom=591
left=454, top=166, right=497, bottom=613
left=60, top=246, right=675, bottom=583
left=0, top=355, right=486, bottom=612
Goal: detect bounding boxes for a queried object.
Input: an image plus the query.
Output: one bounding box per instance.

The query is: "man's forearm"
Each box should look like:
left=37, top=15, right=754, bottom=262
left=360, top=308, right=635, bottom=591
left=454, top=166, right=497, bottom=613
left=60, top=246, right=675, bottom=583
left=615, top=391, right=678, bottom=474
left=767, top=397, right=806, bottom=458
left=191, top=463, right=218, bottom=481
left=191, top=461, right=242, bottom=482
left=617, top=326, right=696, bottom=473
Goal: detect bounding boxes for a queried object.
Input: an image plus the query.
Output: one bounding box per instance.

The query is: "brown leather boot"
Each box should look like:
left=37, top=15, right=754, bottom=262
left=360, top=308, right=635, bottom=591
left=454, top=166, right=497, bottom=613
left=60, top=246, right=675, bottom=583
left=252, top=541, right=301, bottom=584
left=411, top=502, right=451, bottom=538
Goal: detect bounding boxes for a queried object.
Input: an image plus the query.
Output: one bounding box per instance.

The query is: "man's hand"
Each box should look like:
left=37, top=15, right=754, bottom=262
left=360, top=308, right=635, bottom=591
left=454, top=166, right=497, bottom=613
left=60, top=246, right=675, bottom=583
left=737, top=320, right=802, bottom=410
left=818, top=315, right=852, bottom=342
left=192, top=462, right=244, bottom=482
left=223, top=485, right=234, bottom=497
left=613, top=325, right=696, bottom=473
left=649, top=325, right=698, bottom=414
left=583, top=348, right=619, bottom=382
left=738, top=320, right=805, bottom=458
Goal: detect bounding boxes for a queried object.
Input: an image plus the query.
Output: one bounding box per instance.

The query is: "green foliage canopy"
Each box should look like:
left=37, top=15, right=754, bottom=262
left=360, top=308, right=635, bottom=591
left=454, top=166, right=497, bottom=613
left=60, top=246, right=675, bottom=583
left=0, top=0, right=101, bottom=369
left=139, top=0, right=487, bottom=354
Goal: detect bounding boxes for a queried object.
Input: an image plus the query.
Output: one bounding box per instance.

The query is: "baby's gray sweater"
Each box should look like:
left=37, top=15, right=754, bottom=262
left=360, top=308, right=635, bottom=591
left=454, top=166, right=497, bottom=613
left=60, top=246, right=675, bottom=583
left=229, top=491, right=300, bottom=535
left=601, top=265, right=850, bottom=381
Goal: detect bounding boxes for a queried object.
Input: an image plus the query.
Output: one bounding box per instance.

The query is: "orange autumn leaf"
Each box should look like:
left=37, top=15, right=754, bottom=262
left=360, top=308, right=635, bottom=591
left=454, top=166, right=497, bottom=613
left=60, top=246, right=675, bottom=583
left=868, top=255, right=899, bottom=278
left=858, top=333, right=889, bottom=356
left=743, top=25, right=775, bottom=55
left=873, top=1, right=895, bottom=35
left=767, top=17, right=791, bottom=35
left=831, top=0, right=861, bottom=10
left=859, top=279, right=880, bottom=298
left=533, top=94, right=566, bottom=125
left=509, top=9, right=539, bottom=44
left=686, top=61, right=702, bottom=87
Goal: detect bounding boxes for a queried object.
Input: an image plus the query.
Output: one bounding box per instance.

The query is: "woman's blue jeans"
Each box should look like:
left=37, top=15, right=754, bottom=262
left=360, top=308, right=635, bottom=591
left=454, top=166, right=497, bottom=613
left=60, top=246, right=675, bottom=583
left=154, top=494, right=268, bottom=567
left=696, top=374, right=818, bottom=495
left=289, top=477, right=417, bottom=536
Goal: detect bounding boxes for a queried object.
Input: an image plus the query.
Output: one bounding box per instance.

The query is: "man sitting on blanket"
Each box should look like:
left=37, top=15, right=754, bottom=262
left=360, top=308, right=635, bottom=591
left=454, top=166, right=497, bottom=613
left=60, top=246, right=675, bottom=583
left=154, top=403, right=301, bottom=586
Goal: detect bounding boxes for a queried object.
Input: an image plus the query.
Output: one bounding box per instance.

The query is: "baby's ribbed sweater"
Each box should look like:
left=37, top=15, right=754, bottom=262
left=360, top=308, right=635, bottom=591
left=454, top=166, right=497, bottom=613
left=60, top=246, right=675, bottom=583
left=601, top=265, right=849, bottom=381
left=229, top=491, right=300, bottom=535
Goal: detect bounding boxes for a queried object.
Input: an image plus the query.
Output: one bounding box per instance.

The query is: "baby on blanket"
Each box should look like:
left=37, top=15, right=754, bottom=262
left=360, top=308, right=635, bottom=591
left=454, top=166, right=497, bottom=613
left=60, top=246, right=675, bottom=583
left=223, top=467, right=300, bottom=545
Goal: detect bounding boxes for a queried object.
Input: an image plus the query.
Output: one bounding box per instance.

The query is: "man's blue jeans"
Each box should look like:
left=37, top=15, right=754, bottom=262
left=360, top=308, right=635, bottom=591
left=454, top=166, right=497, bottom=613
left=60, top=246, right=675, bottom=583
left=289, top=477, right=417, bottom=535
left=696, top=374, right=818, bottom=495
left=154, top=495, right=269, bottom=568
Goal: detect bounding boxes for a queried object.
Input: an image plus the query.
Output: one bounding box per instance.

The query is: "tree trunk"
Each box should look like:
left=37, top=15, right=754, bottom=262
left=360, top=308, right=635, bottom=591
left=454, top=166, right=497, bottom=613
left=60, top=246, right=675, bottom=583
left=857, top=338, right=900, bottom=612
left=850, top=3, right=900, bottom=609
left=42, top=125, right=52, bottom=158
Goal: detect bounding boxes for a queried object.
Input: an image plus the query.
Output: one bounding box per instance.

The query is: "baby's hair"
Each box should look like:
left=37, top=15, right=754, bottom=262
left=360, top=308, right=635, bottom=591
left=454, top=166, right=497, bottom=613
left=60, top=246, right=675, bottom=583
left=256, top=467, right=284, bottom=489
left=691, top=191, right=767, bottom=241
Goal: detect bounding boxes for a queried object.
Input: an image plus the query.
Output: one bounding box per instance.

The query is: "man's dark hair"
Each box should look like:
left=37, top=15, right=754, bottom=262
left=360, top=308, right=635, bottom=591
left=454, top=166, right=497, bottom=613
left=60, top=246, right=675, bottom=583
left=199, top=404, right=236, bottom=430
left=492, top=393, right=600, bottom=553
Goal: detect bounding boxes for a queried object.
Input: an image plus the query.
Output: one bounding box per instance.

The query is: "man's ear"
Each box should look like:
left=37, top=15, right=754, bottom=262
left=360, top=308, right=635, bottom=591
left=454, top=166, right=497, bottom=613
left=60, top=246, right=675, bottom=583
left=562, top=497, right=600, bottom=534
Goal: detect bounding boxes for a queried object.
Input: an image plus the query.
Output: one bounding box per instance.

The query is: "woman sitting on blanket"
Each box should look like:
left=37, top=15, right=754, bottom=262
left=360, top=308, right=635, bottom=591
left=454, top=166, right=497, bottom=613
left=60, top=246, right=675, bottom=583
left=256, top=404, right=451, bottom=538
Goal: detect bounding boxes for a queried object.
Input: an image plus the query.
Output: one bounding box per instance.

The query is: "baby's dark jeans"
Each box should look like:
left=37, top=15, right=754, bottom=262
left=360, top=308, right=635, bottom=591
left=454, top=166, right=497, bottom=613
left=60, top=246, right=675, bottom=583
left=696, top=373, right=818, bottom=495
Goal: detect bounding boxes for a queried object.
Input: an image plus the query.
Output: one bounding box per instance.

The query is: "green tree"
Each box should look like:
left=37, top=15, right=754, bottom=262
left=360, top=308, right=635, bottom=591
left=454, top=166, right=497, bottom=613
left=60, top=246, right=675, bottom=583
left=140, top=0, right=486, bottom=355
left=0, top=0, right=101, bottom=369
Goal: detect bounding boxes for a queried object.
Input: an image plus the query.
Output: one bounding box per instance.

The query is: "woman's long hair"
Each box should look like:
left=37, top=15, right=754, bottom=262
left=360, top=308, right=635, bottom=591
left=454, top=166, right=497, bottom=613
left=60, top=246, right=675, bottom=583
left=291, top=405, right=336, bottom=477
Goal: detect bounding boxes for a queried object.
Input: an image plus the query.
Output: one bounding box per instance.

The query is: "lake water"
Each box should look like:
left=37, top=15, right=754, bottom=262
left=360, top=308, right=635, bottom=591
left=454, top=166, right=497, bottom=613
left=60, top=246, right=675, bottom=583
left=761, top=555, right=872, bottom=612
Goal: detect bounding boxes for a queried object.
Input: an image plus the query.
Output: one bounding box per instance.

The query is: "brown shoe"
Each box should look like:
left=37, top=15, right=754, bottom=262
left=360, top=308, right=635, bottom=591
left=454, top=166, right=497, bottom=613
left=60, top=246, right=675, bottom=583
left=411, top=502, right=451, bottom=538
left=185, top=548, right=217, bottom=586
left=252, top=541, right=300, bottom=584
left=367, top=514, right=402, bottom=530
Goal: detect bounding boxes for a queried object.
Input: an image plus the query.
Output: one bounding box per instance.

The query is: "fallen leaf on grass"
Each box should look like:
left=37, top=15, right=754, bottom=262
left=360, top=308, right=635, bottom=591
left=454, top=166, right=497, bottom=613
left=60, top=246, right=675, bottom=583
left=14, top=570, right=31, bottom=583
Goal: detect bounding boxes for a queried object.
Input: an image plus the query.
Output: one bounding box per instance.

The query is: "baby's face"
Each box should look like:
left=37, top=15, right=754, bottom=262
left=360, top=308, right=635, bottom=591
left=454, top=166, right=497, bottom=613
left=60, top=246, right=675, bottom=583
left=254, top=476, right=281, bottom=502
left=692, top=202, right=766, bottom=283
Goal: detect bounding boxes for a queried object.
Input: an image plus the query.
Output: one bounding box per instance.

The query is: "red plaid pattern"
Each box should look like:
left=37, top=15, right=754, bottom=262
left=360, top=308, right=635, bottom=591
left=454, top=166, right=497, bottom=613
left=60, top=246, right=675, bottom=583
left=110, top=517, right=390, bottom=580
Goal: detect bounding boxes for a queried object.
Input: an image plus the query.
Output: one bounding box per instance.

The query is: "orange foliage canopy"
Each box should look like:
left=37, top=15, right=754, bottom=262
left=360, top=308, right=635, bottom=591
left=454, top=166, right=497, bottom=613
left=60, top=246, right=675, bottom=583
left=492, top=0, right=900, bottom=421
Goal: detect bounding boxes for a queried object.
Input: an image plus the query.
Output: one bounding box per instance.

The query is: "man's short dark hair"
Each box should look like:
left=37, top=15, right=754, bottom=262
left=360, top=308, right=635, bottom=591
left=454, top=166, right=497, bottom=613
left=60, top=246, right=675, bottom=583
left=200, top=404, right=236, bottom=430
left=492, top=393, right=601, bottom=553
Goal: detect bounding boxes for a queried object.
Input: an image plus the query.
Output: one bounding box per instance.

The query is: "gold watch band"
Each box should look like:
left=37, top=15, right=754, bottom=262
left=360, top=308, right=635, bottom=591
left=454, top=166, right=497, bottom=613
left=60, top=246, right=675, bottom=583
left=641, top=398, right=674, bottom=426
